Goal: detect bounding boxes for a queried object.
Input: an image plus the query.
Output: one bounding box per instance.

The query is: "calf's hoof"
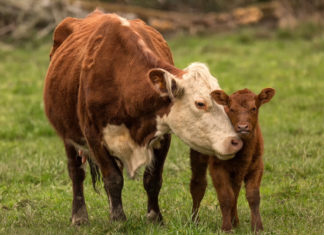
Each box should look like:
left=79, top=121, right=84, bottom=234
left=232, top=218, right=240, bottom=228
left=252, top=225, right=264, bottom=234
left=71, top=206, right=89, bottom=226
left=222, top=225, right=233, bottom=233
left=147, top=210, right=163, bottom=224
left=191, top=214, right=200, bottom=224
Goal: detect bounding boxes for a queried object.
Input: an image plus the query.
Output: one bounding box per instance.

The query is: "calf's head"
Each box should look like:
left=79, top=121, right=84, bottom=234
left=211, top=88, right=275, bottom=139
left=149, top=63, right=242, bottom=160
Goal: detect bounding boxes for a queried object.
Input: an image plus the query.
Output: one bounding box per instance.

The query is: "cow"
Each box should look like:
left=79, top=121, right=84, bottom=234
left=43, top=10, right=243, bottom=225
left=190, top=88, right=275, bottom=232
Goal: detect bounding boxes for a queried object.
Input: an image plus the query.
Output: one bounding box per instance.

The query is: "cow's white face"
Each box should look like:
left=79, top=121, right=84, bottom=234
left=150, top=63, right=242, bottom=160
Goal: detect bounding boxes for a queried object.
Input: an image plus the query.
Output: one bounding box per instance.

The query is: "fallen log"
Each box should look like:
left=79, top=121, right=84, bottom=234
left=69, top=0, right=278, bottom=34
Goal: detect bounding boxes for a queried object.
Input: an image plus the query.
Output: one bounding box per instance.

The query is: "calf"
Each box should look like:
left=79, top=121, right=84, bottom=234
left=190, top=88, right=275, bottom=232
left=44, top=10, right=242, bottom=225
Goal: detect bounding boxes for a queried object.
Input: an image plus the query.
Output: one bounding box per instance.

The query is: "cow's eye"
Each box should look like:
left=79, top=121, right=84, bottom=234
left=251, top=107, right=256, bottom=111
left=230, top=108, right=235, bottom=113
left=195, top=101, right=207, bottom=110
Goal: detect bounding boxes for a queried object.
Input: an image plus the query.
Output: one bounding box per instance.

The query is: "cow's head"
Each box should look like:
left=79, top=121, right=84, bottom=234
left=211, top=88, right=275, bottom=140
left=149, top=63, right=242, bottom=160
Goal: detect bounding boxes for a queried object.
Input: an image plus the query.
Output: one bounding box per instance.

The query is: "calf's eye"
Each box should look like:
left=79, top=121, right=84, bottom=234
left=251, top=107, right=256, bottom=111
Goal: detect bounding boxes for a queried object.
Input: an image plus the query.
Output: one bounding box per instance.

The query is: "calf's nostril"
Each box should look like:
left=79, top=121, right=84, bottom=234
left=238, top=124, right=249, bottom=131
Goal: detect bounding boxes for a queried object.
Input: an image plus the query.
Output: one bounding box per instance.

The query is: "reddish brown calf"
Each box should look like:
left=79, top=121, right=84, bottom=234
left=190, top=88, right=275, bottom=232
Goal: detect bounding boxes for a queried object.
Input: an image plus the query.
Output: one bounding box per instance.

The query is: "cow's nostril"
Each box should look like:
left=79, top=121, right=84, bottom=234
left=231, top=139, right=239, bottom=146
left=230, top=137, right=243, bottom=152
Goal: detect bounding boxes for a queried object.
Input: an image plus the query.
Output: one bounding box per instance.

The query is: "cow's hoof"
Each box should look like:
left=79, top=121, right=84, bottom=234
left=147, top=210, right=163, bottom=224
left=71, top=216, right=89, bottom=226
left=71, top=206, right=89, bottom=226
left=71, top=213, right=89, bottom=226
left=110, top=211, right=127, bottom=221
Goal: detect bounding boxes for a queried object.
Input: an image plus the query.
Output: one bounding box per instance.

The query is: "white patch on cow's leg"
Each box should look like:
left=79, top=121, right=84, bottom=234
left=102, top=124, right=154, bottom=178
left=147, top=210, right=162, bottom=223
left=118, top=16, right=130, bottom=27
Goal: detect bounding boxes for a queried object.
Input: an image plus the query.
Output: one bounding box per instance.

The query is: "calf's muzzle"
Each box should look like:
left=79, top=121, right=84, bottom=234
left=236, top=122, right=250, bottom=134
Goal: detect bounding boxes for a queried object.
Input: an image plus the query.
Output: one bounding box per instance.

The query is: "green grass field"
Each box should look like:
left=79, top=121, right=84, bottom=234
left=1, top=28, right=324, bottom=234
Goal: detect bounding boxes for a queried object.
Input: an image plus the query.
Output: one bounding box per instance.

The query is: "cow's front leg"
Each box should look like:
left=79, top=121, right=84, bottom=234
left=143, top=134, right=171, bottom=223
left=64, top=142, right=88, bottom=225
left=85, top=127, right=126, bottom=221
left=102, top=155, right=125, bottom=221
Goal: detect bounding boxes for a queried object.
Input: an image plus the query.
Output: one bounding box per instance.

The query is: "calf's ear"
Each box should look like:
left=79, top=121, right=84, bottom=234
left=211, top=90, right=229, bottom=106
left=148, top=68, right=184, bottom=99
left=258, top=88, right=275, bottom=105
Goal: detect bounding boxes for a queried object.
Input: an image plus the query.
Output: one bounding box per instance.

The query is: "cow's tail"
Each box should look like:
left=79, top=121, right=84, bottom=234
left=88, top=157, right=101, bottom=193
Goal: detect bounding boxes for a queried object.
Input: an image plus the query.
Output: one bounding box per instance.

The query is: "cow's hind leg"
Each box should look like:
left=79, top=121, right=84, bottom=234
left=64, top=142, right=88, bottom=225
left=143, top=134, right=171, bottom=223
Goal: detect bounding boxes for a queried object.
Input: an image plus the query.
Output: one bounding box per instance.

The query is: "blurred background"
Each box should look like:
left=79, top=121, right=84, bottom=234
left=0, top=0, right=323, bottom=43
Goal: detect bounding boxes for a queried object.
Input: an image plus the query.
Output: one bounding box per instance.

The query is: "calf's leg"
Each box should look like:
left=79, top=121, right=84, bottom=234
left=64, top=142, right=89, bottom=225
left=244, top=169, right=264, bottom=232
left=189, top=149, right=209, bottom=222
left=209, top=162, right=234, bottom=232
left=85, top=127, right=126, bottom=221
left=231, top=182, right=241, bottom=228
left=143, top=134, right=171, bottom=223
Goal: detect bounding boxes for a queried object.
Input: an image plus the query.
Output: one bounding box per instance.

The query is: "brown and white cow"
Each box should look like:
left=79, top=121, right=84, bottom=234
left=44, top=10, right=242, bottom=225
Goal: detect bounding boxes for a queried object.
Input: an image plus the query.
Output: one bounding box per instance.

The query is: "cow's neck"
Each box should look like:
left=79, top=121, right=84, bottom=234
left=101, top=94, right=174, bottom=179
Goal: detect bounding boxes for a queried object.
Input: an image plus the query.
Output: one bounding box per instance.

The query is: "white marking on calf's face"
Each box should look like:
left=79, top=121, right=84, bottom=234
left=156, top=63, right=239, bottom=159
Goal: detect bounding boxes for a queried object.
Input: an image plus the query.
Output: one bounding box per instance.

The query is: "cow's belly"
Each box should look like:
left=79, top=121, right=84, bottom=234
left=102, top=124, right=154, bottom=178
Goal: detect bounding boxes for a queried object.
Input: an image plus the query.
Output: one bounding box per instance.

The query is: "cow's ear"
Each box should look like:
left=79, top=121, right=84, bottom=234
left=148, top=68, right=184, bottom=99
left=211, top=90, right=229, bottom=106
left=257, top=88, right=275, bottom=106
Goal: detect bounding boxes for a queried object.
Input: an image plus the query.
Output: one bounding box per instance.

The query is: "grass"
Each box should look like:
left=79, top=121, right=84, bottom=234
left=1, top=27, right=324, bottom=234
